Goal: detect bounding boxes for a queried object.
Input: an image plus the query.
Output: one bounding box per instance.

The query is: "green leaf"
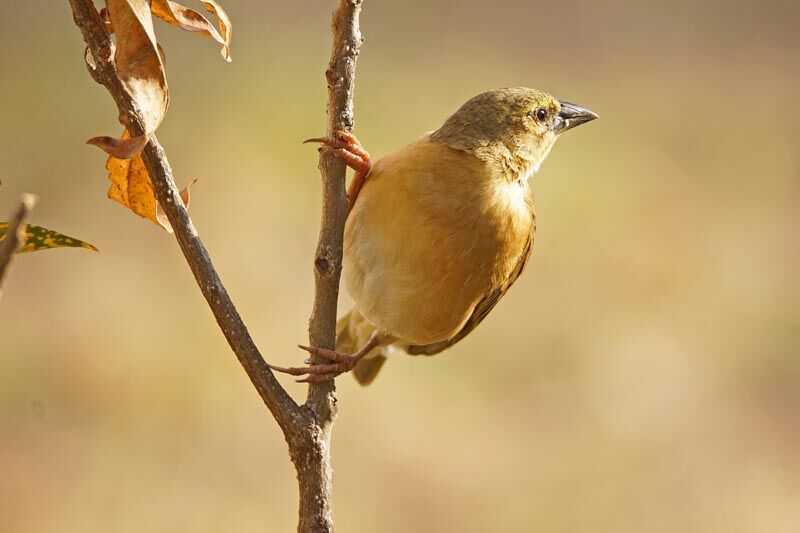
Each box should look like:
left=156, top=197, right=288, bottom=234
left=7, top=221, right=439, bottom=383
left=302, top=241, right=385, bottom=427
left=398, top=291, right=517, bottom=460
left=0, top=223, right=98, bottom=253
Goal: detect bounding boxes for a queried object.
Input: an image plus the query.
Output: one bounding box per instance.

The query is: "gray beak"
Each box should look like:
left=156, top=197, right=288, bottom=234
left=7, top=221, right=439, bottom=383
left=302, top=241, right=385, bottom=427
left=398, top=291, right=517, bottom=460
left=555, top=100, right=598, bottom=133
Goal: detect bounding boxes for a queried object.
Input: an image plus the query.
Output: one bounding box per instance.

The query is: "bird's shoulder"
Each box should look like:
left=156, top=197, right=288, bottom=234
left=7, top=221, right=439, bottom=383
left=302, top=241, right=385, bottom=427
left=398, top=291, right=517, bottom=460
left=367, top=133, right=491, bottom=186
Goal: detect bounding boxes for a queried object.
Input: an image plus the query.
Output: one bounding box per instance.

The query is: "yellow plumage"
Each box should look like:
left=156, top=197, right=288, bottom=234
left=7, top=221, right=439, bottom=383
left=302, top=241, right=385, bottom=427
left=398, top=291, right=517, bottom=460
left=336, top=308, right=386, bottom=385
left=340, top=134, right=534, bottom=384
left=273, top=88, right=596, bottom=385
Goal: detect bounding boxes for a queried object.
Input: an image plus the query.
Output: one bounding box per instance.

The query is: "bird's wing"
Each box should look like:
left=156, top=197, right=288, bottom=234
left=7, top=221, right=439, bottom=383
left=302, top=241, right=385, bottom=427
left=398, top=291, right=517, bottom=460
left=405, top=232, right=534, bottom=356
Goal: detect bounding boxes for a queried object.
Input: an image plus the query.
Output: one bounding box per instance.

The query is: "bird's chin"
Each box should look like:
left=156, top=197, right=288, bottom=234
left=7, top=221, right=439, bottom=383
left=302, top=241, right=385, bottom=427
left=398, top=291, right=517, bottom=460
left=527, top=139, right=556, bottom=177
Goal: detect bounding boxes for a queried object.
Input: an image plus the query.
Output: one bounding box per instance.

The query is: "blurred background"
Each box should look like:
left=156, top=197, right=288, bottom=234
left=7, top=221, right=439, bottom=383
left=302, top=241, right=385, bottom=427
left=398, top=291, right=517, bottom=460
left=1, top=0, right=798, bottom=531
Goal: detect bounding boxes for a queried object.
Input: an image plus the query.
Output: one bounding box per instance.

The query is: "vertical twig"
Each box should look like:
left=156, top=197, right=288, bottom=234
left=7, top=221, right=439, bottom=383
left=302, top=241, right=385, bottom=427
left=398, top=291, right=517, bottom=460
left=0, top=195, right=36, bottom=301
left=297, top=1, right=364, bottom=531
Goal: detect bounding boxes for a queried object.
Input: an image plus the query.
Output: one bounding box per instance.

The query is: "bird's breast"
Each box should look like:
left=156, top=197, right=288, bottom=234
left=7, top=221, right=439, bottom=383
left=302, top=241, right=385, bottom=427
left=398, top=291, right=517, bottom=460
left=343, top=137, right=534, bottom=345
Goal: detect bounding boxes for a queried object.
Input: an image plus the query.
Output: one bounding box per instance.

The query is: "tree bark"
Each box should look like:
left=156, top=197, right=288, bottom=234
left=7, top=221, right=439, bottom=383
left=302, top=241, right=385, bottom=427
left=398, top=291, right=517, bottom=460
left=67, top=1, right=364, bottom=531
left=298, top=1, right=364, bottom=531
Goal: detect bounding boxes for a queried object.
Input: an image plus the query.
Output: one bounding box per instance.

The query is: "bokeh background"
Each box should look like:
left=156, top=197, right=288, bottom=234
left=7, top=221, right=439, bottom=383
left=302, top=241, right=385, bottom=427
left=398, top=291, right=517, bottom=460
left=2, top=1, right=799, bottom=531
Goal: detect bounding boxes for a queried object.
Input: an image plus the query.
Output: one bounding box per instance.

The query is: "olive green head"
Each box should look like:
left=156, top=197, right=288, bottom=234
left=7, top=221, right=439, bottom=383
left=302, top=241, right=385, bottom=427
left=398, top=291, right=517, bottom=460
left=431, top=87, right=597, bottom=178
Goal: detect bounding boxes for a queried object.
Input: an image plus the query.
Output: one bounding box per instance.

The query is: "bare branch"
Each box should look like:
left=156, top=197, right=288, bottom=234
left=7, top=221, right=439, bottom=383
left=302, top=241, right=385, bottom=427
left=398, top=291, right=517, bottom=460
left=306, top=0, right=363, bottom=414
left=0, top=195, right=36, bottom=301
left=291, top=1, right=364, bottom=530
left=67, top=0, right=304, bottom=437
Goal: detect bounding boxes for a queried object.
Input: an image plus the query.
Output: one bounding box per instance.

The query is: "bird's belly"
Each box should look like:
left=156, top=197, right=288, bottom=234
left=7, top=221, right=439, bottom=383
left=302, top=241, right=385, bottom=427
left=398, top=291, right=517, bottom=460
left=346, top=246, right=484, bottom=345
left=344, top=183, right=532, bottom=345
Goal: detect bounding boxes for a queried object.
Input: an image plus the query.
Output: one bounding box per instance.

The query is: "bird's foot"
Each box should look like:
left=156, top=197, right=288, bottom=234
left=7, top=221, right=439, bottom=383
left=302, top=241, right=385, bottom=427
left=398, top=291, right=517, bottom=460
left=304, top=130, right=371, bottom=209
left=269, top=346, right=360, bottom=383
left=269, top=333, right=381, bottom=383
left=304, top=130, right=371, bottom=173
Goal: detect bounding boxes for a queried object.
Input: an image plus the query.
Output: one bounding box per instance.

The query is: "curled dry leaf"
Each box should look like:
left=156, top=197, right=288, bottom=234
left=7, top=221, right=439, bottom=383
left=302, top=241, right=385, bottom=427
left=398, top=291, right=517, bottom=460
left=106, top=131, right=193, bottom=232
left=86, top=0, right=229, bottom=226
left=89, top=0, right=169, bottom=159
left=199, top=1, right=232, bottom=61
left=151, top=0, right=232, bottom=61
left=86, top=133, right=148, bottom=159
left=109, top=0, right=169, bottom=133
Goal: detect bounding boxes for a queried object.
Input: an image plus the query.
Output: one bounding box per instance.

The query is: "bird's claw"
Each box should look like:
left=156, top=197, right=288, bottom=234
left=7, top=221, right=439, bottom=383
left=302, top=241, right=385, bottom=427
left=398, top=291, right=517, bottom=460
left=304, top=130, right=369, bottom=157
left=269, top=344, right=362, bottom=383
left=298, top=344, right=360, bottom=367
left=304, top=131, right=372, bottom=210
left=304, top=130, right=371, bottom=176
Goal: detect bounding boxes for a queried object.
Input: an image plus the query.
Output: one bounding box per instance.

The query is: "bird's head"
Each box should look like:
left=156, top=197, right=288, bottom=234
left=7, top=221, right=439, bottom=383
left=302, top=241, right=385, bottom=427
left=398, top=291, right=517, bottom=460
left=431, top=87, right=597, bottom=180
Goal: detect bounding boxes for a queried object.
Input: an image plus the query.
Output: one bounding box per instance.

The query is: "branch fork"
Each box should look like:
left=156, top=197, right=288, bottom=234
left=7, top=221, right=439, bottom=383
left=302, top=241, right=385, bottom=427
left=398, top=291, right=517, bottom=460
left=68, top=1, right=363, bottom=531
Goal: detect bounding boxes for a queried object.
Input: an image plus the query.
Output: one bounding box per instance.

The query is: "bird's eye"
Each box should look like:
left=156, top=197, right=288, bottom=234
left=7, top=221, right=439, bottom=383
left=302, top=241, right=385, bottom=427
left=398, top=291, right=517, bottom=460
left=534, top=108, right=548, bottom=122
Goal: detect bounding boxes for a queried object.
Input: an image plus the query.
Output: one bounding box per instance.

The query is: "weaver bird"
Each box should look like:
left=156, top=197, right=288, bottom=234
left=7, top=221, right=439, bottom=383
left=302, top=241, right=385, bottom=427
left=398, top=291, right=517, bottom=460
left=272, top=87, right=597, bottom=385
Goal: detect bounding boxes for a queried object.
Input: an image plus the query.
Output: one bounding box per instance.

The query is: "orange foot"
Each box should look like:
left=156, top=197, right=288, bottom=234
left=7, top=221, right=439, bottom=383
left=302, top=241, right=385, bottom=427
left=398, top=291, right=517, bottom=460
left=304, top=130, right=371, bottom=210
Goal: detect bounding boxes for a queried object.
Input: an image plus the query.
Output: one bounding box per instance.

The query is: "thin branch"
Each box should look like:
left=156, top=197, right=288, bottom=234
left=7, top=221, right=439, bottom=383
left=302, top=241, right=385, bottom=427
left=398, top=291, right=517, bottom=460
left=0, top=195, right=36, bottom=300
left=293, top=1, right=363, bottom=530
left=306, top=0, right=364, bottom=418
left=67, top=0, right=303, bottom=436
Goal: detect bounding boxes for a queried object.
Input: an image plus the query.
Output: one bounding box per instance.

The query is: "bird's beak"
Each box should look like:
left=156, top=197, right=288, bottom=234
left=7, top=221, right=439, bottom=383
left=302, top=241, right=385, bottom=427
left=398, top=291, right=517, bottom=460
left=555, top=101, right=598, bottom=133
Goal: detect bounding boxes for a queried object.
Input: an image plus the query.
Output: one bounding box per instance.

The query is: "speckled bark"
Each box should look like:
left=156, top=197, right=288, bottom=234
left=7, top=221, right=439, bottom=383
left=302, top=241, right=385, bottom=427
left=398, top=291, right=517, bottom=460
left=300, top=1, right=363, bottom=531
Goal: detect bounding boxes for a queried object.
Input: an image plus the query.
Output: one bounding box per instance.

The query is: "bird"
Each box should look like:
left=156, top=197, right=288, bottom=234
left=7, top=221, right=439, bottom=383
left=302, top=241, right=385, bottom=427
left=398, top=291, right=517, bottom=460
left=271, top=87, right=597, bottom=385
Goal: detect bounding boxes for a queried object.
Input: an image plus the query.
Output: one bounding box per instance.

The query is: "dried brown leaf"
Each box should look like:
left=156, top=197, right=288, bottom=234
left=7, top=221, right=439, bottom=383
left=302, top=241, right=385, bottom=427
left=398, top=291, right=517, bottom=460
left=106, top=129, right=158, bottom=224
left=90, top=0, right=169, bottom=158
left=151, top=0, right=232, bottom=61
left=200, top=1, right=232, bottom=61
left=86, top=133, right=147, bottom=159
left=105, top=130, right=192, bottom=231
left=86, top=1, right=224, bottom=226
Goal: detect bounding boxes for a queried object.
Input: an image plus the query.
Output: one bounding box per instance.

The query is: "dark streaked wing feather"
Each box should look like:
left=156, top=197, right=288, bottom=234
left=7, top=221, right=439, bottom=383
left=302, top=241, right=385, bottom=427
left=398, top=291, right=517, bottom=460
left=406, top=233, right=533, bottom=356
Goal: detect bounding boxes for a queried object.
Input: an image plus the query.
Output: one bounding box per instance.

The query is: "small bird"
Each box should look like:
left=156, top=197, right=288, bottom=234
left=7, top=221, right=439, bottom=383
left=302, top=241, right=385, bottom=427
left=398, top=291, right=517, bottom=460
left=272, top=87, right=597, bottom=385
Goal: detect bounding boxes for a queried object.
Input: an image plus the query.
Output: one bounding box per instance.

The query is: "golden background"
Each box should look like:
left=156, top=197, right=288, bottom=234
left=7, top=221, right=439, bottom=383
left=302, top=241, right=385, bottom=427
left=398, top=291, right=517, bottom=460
left=1, top=1, right=798, bottom=531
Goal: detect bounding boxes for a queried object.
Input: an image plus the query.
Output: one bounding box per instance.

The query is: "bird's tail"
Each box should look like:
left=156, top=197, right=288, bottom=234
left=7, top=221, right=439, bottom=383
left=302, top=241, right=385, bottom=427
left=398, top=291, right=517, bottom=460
left=336, top=308, right=387, bottom=386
